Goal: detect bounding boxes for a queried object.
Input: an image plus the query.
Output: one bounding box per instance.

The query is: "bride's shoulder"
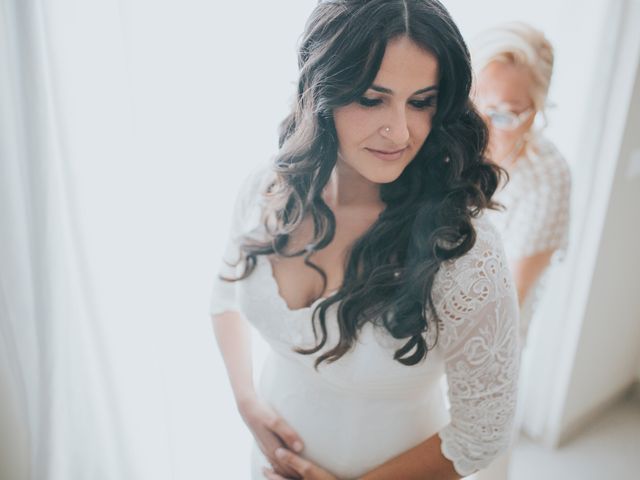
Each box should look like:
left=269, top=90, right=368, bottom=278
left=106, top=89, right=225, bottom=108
left=441, top=212, right=506, bottom=267
left=231, top=163, right=276, bottom=215
left=468, top=211, right=504, bottom=254
left=236, top=163, right=274, bottom=201
left=224, top=163, right=276, bottom=240
left=433, top=212, right=513, bottom=301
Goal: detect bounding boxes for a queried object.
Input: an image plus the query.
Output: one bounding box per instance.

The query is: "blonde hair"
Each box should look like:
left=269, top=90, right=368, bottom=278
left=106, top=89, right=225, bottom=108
left=471, top=21, right=554, bottom=116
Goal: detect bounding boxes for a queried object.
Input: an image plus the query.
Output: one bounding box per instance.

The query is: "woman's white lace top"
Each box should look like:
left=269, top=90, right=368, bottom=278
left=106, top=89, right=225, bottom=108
left=485, top=133, right=571, bottom=342
left=209, top=167, right=520, bottom=478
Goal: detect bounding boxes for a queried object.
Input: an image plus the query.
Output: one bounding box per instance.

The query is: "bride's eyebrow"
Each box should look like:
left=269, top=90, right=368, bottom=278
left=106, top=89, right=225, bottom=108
left=369, top=84, right=438, bottom=95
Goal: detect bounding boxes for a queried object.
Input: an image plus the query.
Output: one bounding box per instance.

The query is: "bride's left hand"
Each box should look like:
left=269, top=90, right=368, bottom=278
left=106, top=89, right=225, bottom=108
left=262, top=448, right=339, bottom=480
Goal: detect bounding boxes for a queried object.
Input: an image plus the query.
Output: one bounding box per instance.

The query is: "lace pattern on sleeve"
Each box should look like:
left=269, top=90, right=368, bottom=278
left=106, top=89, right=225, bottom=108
left=434, top=216, right=520, bottom=476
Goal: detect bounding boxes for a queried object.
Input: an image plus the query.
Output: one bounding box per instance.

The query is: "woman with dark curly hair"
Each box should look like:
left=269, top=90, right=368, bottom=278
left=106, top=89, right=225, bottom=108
left=209, top=1, right=520, bottom=479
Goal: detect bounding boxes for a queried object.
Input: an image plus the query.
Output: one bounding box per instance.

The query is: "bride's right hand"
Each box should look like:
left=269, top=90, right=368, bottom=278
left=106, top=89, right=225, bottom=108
left=237, top=395, right=306, bottom=479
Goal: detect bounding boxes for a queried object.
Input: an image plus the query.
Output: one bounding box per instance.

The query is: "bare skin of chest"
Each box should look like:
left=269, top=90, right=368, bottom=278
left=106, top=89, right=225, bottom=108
left=267, top=206, right=381, bottom=310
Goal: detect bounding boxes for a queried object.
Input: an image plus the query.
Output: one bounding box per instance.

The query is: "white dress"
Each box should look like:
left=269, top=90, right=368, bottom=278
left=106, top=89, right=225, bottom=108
left=485, top=133, right=571, bottom=344
left=209, top=167, right=520, bottom=479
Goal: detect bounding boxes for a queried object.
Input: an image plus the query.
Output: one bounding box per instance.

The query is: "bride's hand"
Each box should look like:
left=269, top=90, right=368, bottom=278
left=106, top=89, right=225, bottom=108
left=262, top=448, right=339, bottom=480
left=237, top=396, right=305, bottom=479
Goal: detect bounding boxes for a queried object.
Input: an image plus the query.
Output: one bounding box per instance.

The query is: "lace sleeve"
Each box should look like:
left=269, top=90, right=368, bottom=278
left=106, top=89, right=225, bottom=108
left=434, top=216, right=520, bottom=477
left=208, top=167, right=268, bottom=317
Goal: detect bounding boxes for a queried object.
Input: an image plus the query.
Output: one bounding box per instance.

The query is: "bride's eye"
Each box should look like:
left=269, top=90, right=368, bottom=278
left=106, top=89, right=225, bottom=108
left=358, top=97, right=383, bottom=107
left=409, top=95, right=437, bottom=109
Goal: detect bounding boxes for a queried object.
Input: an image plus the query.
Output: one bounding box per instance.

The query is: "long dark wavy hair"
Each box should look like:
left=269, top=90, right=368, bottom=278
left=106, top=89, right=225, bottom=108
left=222, top=0, right=503, bottom=369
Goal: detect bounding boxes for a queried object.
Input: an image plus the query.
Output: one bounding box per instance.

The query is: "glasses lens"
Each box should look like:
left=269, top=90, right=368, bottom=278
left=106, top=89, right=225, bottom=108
left=489, top=111, right=518, bottom=130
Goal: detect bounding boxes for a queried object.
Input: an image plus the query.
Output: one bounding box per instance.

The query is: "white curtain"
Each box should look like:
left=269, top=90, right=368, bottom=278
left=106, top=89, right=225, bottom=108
left=1, top=1, right=315, bottom=478
left=0, top=1, right=138, bottom=479
left=0, top=0, right=173, bottom=478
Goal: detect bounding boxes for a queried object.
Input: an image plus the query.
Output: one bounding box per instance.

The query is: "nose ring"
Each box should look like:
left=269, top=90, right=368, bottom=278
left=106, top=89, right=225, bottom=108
left=383, top=126, right=390, bottom=133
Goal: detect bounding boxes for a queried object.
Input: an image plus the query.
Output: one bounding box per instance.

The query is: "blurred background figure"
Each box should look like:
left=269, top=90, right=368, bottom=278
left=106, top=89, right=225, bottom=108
left=470, top=22, right=572, bottom=479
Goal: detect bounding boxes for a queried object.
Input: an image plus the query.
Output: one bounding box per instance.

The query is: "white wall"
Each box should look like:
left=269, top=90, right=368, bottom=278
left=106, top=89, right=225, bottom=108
left=559, top=57, right=640, bottom=435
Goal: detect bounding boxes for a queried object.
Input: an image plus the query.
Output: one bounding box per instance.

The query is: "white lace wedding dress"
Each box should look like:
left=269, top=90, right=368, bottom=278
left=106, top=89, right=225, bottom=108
left=209, top=167, right=520, bottom=479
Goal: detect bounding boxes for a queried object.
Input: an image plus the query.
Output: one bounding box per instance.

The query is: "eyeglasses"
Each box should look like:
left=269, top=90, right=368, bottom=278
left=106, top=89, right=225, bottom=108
left=478, top=106, right=534, bottom=131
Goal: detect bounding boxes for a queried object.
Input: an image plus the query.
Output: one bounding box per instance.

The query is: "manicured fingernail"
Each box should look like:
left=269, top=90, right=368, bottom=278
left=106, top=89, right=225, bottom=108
left=275, top=447, right=287, bottom=459
left=293, top=441, right=303, bottom=452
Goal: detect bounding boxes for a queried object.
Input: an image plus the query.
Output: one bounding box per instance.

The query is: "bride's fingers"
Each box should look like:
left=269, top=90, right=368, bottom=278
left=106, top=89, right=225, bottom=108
left=262, top=466, right=289, bottom=480
left=268, top=416, right=304, bottom=453
left=256, top=450, right=289, bottom=477
left=274, top=448, right=315, bottom=476
left=267, top=453, right=299, bottom=478
left=258, top=433, right=301, bottom=477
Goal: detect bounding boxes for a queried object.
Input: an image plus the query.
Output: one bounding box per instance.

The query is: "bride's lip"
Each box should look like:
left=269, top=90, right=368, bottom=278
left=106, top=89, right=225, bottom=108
left=365, top=147, right=407, bottom=161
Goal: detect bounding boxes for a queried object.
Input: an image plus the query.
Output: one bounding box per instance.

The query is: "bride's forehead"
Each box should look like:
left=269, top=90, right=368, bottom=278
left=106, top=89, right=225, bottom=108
left=372, top=41, right=439, bottom=93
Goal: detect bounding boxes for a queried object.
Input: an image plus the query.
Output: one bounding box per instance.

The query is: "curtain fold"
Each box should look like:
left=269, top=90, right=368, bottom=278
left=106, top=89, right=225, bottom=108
left=1, top=1, right=161, bottom=478
left=1, top=1, right=300, bottom=477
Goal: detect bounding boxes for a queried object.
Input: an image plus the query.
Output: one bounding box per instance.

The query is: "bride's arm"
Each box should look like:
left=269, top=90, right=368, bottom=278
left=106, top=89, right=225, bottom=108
left=358, top=433, right=459, bottom=480
left=363, top=218, right=520, bottom=479
left=211, top=310, right=256, bottom=406
left=364, top=218, right=520, bottom=479
left=212, top=309, right=305, bottom=479
left=209, top=169, right=306, bottom=478
left=209, top=170, right=260, bottom=406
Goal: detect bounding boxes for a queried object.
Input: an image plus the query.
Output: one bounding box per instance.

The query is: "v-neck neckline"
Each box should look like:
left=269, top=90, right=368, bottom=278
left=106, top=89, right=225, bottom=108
left=260, top=254, right=338, bottom=313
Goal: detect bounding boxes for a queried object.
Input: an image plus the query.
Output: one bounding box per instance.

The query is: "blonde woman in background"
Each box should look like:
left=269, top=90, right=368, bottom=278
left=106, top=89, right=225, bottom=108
left=469, top=22, right=572, bottom=479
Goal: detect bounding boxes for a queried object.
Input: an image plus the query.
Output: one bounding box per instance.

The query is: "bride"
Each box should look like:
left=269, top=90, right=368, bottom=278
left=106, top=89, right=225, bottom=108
left=210, top=1, right=520, bottom=479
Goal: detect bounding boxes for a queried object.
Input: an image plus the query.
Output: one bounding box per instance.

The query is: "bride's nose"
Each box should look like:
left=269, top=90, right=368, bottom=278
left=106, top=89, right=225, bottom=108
left=379, top=108, right=410, bottom=145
